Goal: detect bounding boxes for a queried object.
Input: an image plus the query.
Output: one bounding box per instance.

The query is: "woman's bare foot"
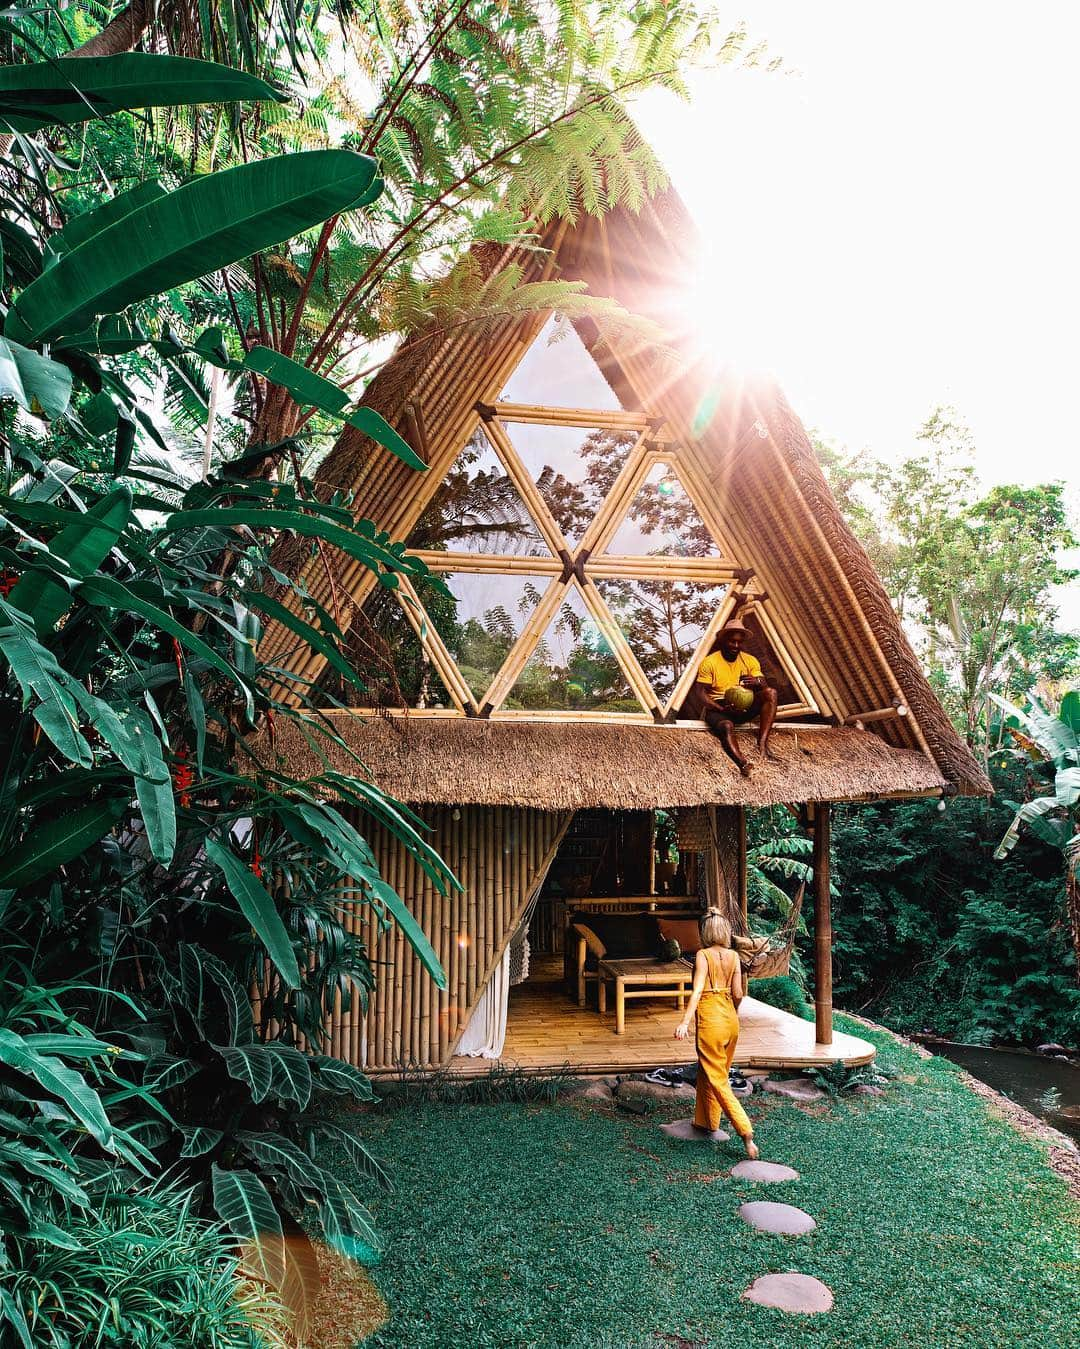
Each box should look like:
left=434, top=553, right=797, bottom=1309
left=743, top=1136, right=760, bottom=1160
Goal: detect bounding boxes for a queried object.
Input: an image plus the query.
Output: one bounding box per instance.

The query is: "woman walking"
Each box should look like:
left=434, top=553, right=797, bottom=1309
left=674, top=907, right=759, bottom=1158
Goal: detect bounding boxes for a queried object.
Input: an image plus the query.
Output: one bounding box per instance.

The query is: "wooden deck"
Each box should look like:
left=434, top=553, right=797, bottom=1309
left=451, top=956, right=875, bottom=1076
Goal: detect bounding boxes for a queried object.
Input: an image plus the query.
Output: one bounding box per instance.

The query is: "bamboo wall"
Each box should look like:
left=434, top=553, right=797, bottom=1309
left=333, top=805, right=570, bottom=1071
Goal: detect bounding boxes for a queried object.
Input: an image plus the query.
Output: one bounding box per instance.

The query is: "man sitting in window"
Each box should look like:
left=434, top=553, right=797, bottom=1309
left=689, top=619, right=778, bottom=776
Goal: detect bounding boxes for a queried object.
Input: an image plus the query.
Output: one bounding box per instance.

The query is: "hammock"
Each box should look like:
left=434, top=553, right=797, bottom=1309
left=733, top=881, right=805, bottom=980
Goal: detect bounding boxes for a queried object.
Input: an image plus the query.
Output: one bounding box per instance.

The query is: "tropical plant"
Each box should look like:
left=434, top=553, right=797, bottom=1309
left=0, top=39, right=457, bottom=1342
left=0, top=1174, right=293, bottom=1348
left=993, top=690, right=1080, bottom=980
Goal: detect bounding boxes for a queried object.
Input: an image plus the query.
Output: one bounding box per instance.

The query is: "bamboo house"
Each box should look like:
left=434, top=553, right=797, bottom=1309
left=256, top=176, right=990, bottom=1078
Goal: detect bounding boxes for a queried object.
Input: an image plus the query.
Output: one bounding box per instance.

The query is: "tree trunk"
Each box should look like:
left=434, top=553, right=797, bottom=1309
left=70, top=0, right=154, bottom=58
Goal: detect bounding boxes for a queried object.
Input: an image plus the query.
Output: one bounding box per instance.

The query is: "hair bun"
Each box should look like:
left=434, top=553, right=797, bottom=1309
left=706, top=905, right=723, bottom=917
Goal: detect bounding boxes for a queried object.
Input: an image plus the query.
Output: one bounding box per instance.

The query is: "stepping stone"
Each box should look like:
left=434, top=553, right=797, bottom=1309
left=731, top=1159, right=800, bottom=1183
left=852, top=1083, right=885, bottom=1097
left=660, top=1118, right=729, bottom=1142
left=762, top=1077, right=826, bottom=1103
left=738, top=1201, right=816, bottom=1235
left=743, top=1271, right=833, bottom=1314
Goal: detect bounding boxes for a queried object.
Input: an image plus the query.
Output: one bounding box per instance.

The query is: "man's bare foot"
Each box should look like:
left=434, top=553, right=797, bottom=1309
left=744, top=1137, right=760, bottom=1160
left=737, top=761, right=752, bottom=778
left=759, top=744, right=781, bottom=763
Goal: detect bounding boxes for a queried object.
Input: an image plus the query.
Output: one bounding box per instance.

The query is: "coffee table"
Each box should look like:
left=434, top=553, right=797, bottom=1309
left=597, top=957, right=692, bottom=1035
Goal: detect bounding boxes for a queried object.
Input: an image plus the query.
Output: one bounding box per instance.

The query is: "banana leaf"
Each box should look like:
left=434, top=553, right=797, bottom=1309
left=0, top=53, right=282, bottom=133
left=7, top=149, right=379, bottom=344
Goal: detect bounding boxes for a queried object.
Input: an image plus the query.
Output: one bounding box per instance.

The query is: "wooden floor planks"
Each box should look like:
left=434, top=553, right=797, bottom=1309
left=449, top=956, right=875, bottom=1077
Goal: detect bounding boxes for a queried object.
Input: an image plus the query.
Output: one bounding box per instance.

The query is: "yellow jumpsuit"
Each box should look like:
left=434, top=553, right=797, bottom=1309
left=692, top=947, right=753, bottom=1139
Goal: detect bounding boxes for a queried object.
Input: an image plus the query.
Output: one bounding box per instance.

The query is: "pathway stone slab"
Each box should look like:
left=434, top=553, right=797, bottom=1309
left=762, top=1077, right=826, bottom=1103
left=743, top=1272, right=833, bottom=1313
left=660, top=1118, right=729, bottom=1142
left=731, top=1159, right=800, bottom=1183
left=738, top=1201, right=816, bottom=1235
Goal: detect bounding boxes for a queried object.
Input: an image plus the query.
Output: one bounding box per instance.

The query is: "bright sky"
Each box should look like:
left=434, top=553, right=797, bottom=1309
left=631, top=2, right=1079, bottom=628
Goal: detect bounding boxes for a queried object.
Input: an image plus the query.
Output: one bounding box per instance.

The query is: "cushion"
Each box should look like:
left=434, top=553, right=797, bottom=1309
left=658, top=916, right=703, bottom=955
left=572, top=922, right=606, bottom=959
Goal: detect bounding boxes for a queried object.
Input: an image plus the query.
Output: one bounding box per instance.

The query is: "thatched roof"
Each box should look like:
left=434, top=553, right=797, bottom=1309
left=248, top=716, right=947, bottom=810
left=258, top=183, right=991, bottom=800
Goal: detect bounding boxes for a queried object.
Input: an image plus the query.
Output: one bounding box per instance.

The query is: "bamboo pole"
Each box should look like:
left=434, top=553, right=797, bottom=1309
left=737, top=807, right=748, bottom=925
left=408, top=551, right=563, bottom=575
left=479, top=417, right=568, bottom=558
left=812, top=803, right=833, bottom=1046
left=492, top=401, right=653, bottom=431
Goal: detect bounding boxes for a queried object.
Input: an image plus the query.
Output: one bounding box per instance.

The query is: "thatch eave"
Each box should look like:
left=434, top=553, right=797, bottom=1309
left=248, top=715, right=948, bottom=811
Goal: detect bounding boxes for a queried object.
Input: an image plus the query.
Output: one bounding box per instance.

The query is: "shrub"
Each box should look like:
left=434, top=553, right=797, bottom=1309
left=748, top=974, right=813, bottom=1020
left=0, top=1177, right=292, bottom=1348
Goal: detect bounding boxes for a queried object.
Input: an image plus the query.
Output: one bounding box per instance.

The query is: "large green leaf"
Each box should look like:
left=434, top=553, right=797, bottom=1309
left=205, top=837, right=301, bottom=990
left=0, top=619, right=91, bottom=764
left=8, top=149, right=379, bottom=344
left=1061, top=690, right=1080, bottom=738
left=346, top=406, right=427, bottom=472
left=371, top=876, right=446, bottom=990
left=316, top=1169, right=381, bottom=1263
left=50, top=182, right=167, bottom=258
left=0, top=53, right=282, bottom=133
left=265, top=1043, right=312, bottom=1108
left=0, top=1028, right=114, bottom=1151
left=211, top=1165, right=284, bottom=1290
left=0, top=335, right=72, bottom=419
left=309, top=1055, right=376, bottom=1103
left=216, top=1043, right=275, bottom=1104
left=0, top=795, right=128, bottom=888
left=7, top=486, right=132, bottom=637
left=178, top=943, right=254, bottom=1046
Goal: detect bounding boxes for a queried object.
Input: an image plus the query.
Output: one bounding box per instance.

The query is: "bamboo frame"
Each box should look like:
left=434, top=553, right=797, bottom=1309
left=811, top=802, right=833, bottom=1046
left=491, top=401, right=656, bottom=431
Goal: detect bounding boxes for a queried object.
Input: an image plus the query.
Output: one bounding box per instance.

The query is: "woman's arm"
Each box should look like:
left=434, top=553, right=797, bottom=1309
left=674, top=951, right=707, bottom=1039
left=730, top=952, right=745, bottom=1010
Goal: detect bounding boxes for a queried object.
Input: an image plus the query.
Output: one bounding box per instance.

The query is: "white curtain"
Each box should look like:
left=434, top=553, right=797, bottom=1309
left=456, top=947, right=511, bottom=1058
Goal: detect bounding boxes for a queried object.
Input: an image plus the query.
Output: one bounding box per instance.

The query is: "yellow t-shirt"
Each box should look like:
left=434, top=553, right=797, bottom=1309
left=695, top=649, right=762, bottom=698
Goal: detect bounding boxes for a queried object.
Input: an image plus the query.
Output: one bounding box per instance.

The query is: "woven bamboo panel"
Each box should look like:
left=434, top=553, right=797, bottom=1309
left=337, top=806, right=569, bottom=1070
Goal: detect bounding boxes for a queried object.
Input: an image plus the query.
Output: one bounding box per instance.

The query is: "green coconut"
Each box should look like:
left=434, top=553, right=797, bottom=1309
left=723, top=684, right=755, bottom=714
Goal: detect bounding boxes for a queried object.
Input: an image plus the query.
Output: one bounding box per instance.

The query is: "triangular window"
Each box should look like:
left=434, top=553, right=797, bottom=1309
left=595, top=579, right=729, bottom=706
left=416, top=570, right=553, bottom=706
left=602, top=461, right=721, bottom=558
left=504, top=582, right=639, bottom=712
left=500, top=314, right=623, bottom=410
left=406, top=432, right=550, bottom=558
left=500, top=423, right=638, bottom=548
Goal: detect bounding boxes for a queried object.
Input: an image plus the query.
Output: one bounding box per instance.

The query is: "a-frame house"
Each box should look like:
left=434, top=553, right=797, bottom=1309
left=257, top=182, right=989, bottom=1078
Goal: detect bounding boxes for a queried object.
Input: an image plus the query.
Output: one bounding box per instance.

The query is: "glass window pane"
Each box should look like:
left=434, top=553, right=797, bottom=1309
left=501, top=424, right=637, bottom=548
left=500, top=314, right=623, bottom=410
left=596, top=579, right=728, bottom=704
left=505, top=584, right=640, bottom=712
left=406, top=431, right=550, bottom=558
left=417, top=571, right=554, bottom=703
left=603, top=461, right=720, bottom=558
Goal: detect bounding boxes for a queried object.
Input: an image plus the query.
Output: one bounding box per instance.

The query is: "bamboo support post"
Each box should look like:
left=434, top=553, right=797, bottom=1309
left=812, top=803, right=833, bottom=1046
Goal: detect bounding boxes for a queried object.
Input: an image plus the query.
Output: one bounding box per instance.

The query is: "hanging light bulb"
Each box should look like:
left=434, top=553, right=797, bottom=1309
left=936, top=799, right=947, bottom=812
left=451, top=807, right=461, bottom=821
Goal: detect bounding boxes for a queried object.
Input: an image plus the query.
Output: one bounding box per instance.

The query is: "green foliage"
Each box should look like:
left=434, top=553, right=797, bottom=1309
left=748, top=974, right=812, bottom=1020
left=827, top=771, right=1080, bottom=1046
left=0, top=1176, right=292, bottom=1348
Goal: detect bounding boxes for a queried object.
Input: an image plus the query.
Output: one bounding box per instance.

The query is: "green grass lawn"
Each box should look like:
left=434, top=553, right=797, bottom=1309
left=322, top=1022, right=1080, bottom=1348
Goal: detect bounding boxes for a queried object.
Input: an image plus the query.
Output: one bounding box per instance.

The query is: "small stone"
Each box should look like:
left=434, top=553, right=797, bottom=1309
left=1036, top=1043, right=1069, bottom=1057
left=762, top=1077, right=826, bottom=1103
left=617, top=1078, right=696, bottom=1107
left=738, top=1201, right=816, bottom=1235
left=568, top=1080, right=615, bottom=1104
left=851, top=1083, right=885, bottom=1097
left=660, top=1118, right=729, bottom=1142
left=731, top=1159, right=800, bottom=1183
left=743, top=1271, right=833, bottom=1313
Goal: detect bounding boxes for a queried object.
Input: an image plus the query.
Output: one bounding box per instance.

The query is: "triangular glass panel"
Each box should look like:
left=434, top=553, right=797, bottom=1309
left=504, top=583, right=640, bottom=713
left=602, top=461, right=721, bottom=558
left=405, top=431, right=551, bottom=558
left=414, top=570, right=554, bottom=705
left=501, top=423, right=638, bottom=549
left=316, top=585, right=460, bottom=710
left=595, top=580, right=729, bottom=706
left=500, top=314, right=623, bottom=410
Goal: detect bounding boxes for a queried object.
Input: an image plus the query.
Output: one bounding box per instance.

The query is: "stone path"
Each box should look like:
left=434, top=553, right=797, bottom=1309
left=743, top=1272, right=834, bottom=1314
left=660, top=1118, right=729, bottom=1142
left=738, top=1201, right=817, bottom=1236
left=657, top=1076, right=836, bottom=1316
